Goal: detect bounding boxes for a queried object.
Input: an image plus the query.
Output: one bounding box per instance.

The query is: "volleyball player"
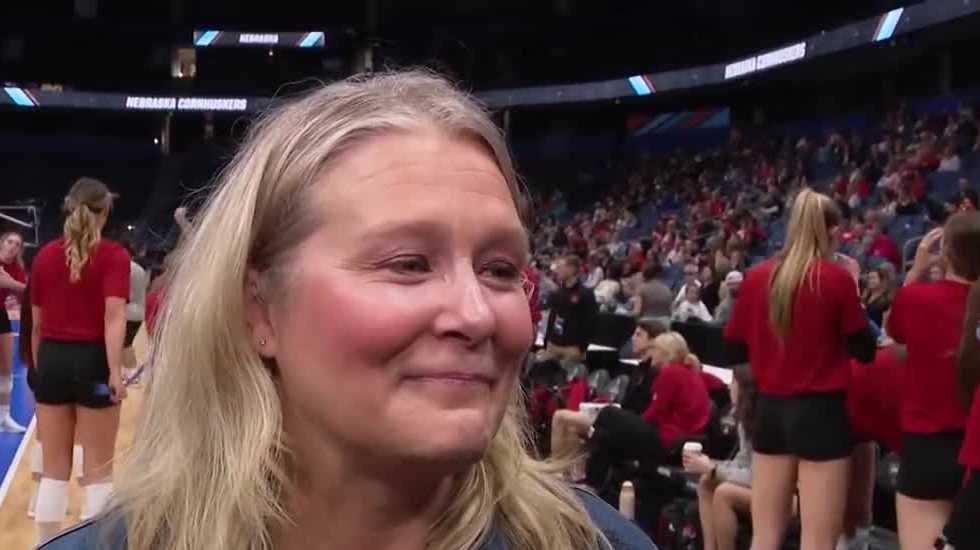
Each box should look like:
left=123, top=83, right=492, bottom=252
left=887, top=212, right=980, bottom=550
left=31, top=178, right=130, bottom=542
left=940, top=279, right=980, bottom=549
left=724, top=189, right=876, bottom=550
left=0, top=230, right=28, bottom=432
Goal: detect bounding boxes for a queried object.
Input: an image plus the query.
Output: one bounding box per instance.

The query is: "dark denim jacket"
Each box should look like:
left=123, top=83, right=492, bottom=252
left=37, top=488, right=657, bottom=550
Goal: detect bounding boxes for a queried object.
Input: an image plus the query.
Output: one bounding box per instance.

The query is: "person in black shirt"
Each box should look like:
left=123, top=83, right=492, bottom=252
left=540, top=255, right=598, bottom=362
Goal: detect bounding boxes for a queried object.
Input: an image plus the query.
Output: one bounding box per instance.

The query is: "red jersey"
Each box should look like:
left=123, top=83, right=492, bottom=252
left=724, top=258, right=867, bottom=395
left=30, top=238, right=130, bottom=342
left=847, top=350, right=904, bottom=453
left=888, top=280, right=971, bottom=434
left=0, top=259, right=26, bottom=304
left=642, top=363, right=711, bottom=446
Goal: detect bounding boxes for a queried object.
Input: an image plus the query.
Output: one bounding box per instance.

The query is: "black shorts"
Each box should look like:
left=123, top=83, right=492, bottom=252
left=124, top=321, right=142, bottom=348
left=0, top=306, right=11, bottom=334
left=897, top=431, right=965, bottom=500
left=753, top=392, right=853, bottom=461
left=34, top=339, right=115, bottom=409
left=26, top=366, right=38, bottom=393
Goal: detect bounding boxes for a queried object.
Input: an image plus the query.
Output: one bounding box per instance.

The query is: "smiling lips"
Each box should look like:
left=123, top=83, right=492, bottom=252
left=404, top=372, right=495, bottom=385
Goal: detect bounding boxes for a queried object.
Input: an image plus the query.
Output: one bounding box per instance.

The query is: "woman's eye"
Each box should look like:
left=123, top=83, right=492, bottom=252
left=482, top=261, right=521, bottom=283
left=388, top=256, right=431, bottom=274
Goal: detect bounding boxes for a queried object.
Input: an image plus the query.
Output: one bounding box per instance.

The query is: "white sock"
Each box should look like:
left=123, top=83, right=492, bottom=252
left=72, top=445, right=84, bottom=479
left=80, top=482, right=113, bottom=520
left=31, top=443, right=43, bottom=474
left=35, top=478, right=69, bottom=523
left=28, top=480, right=38, bottom=518
left=0, top=404, right=9, bottom=418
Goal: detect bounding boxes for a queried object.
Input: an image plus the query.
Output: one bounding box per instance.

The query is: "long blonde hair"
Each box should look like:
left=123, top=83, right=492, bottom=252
left=62, top=177, right=114, bottom=282
left=768, top=189, right=841, bottom=336
left=110, top=70, right=605, bottom=550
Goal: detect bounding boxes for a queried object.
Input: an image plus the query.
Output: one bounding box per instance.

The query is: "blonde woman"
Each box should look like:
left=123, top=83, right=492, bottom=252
left=724, top=189, right=876, bottom=550
left=31, top=178, right=130, bottom=542
left=0, top=230, right=28, bottom=432
left=553, top=331, right=711, bottom=488
left=39, top=71, right=653, bottom=550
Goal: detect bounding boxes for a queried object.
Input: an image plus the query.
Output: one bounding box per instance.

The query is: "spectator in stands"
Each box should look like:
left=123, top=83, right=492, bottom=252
left=541, top=254, right=598, bottom=363
left=940, top=280, right=980, bottom=549
left=620, top=319, right=670, bottom=414
left=632, top=262, right=672, bottom=325
left=672, top=261, right=701, bottom=311
left=684, top=364, right=757, bottom=550
left=861, top=266, right=895, bottom=327
left=937, top=142, right=962, bottom=172
left=583, top=251, right=605, bottom=289
left=593, top=262, right=623, bottom=313
left=46, top=72, right=653, bottom=550
left=960, top=188, right=978, bottom=212
left=888, top=212, right=980, bottom=550
left=582, top=333, right=711, bottom=485
left=673, top=284, right=713, bottom=324
left=894, top=187, right=922, bottom=216
left=867, top=223, right=902, bottom=269
left=724, top=189, right=874, bottom=550
left=713, top=271, right=742, bottom=326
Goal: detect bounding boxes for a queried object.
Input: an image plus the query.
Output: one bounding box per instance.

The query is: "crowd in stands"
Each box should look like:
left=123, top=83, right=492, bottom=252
left=524, top=97, right=980, bottom=550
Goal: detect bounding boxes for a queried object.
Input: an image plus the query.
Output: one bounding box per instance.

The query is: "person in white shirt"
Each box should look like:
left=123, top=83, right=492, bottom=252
left=938, top=143, right=962, bottom=172
left=123, top=254, right=149, bottom=380
left=672, top=262, right=701, bottom=311
left=673, top=284, right=713, bottom=324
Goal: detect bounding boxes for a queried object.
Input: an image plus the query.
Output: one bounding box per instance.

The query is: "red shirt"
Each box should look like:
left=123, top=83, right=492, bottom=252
left=869, top=235, right=901, bottom=268
left=888, top=280, right=971, bottom=434
left=0, top=259, right=26, bottom=304
left=642, top=363, right=711, bottom=446
left=725, top=258, right=867, bottom=395
left=145, top=287, right=164, bottom=333
left=30, top=238, right=130, bottom=342
left=700, top=371, right=727, bottom=394
left=523, top=266, right=542, bottom=326
left=847, top=350, right=904, bottom=453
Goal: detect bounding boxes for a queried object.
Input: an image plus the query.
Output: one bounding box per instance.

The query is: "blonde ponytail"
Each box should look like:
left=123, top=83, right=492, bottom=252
left=61, top=177, right=114, bottom=283
left=769, top=189, right=840, bottom=336
left=684, top=353, right=701, bottom=370
left=63, top=204, right=102, bottom=282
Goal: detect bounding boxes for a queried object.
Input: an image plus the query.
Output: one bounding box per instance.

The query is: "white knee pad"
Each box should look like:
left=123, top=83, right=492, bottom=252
left=72, top=445, right=84, bottom=479
left=80, top=482, right=113, bottom=520
left=35, top=478, right=69, bottom=523
left=31, top=442, right=42, bottom=474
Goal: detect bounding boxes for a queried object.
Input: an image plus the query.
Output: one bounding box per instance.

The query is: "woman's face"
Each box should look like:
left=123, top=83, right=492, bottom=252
left=0, top=234, right=22, bottom=263
left=867, top=271, right=881, bottom=290
left=264, top=130, right=532, bottom=470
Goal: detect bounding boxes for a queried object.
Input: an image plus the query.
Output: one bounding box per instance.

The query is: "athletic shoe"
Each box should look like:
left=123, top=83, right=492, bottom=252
left=0, top=414, right=26, bottom=433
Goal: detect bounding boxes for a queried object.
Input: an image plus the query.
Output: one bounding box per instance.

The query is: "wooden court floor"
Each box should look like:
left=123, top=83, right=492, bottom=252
left=0, top=319, right=147, bottom=549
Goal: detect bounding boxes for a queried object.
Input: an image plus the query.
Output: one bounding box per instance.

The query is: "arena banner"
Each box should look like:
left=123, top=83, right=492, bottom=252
left=193, top=30, right=325, bottom=48
left=2, top=0, right=978, bottom=112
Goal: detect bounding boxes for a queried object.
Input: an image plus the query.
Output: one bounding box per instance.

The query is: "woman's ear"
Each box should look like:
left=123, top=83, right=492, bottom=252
left=244, top=269, right=278, bottom=358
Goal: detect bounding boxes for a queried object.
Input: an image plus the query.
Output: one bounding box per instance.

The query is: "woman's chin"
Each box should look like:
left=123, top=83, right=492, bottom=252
left=394, top=411, right=498, bottom=465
